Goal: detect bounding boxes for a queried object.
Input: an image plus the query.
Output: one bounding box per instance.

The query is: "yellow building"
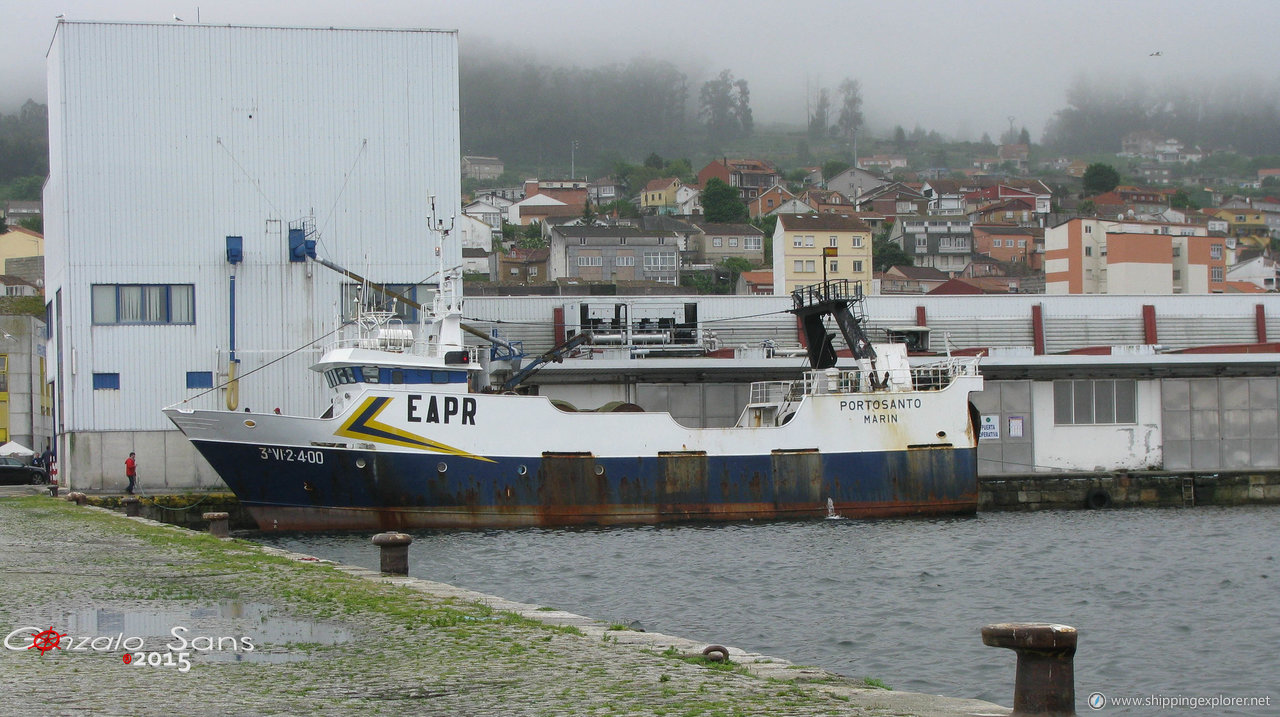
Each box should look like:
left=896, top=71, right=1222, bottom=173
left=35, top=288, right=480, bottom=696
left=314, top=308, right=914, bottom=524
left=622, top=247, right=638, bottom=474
left=0, top=225, right=44, bottom=265
left=1206, top=208, right=1269, bottom=245
left=641, top=177, right=682, bottom=214
left=771, top=213, right=874, bottom=296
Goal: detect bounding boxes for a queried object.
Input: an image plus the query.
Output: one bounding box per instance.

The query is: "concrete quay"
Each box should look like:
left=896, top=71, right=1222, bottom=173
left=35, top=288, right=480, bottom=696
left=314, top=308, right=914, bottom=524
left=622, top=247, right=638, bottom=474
left=0, top=493, right=1008, bottom=717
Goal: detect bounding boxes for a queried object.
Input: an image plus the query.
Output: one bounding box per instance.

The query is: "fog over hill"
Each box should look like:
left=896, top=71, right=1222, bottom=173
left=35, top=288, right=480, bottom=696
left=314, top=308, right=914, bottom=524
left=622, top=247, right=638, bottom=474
left=3, top=0, right=1280, bottom=146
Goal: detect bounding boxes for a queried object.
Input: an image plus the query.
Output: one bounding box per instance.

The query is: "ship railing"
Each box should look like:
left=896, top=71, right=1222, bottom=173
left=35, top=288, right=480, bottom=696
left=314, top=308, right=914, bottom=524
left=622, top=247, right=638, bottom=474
left=787, top=361, right=977, bottom=395
left=748, top=380, right=797, bottom=405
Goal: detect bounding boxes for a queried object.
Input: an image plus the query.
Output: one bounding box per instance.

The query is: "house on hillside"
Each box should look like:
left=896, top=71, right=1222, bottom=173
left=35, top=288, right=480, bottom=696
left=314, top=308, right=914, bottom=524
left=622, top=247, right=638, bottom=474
left=880, top=265, right=949, bottom=294
left=493, top=247, right=550, bottom=283
left=997, top=144, right=1029, bottom=172
left=589, top=176, right=625, bottom=205
left=771, top=213, right=873, bottom=296
left=641, top=177, right=682, bottom=215
left=857, top=155, right=907, bottom=171
left=691, top=222, right=765, bottom=266
left=892, top=215, right=972, bottom=275
left=548, top=226, right=681, bottom=284
left=972, top=224, right=1043, bottom=269
left=855, top=182, right=928, bottom=217
left=696, top=159, right=780, bottom=202
left=799, top=188, right=855, bottom=215
left=2, top=200, right=41, bottom=228
left=826, top=166, right=890, bottom=202
left=1226, top=253, right=1279, bottom=291
left=508, top=193, right=571, bottom=226
left=462, top=155, right=504, bottom=181
left=463, top=198, right=506, bottom=229
left=747, top=184, right=796, bottom=218
left=920, top=180, right=966, bottom=215
left=735, top=270, right=773, bottom=295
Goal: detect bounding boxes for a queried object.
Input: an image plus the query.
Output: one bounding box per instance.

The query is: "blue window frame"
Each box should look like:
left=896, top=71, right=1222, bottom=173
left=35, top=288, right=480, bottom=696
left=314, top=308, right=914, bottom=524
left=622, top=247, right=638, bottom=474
left=91, top=284, right=195, bottom=325
left=186, top=371, right=214, bottom=389
left=93, top=373, right=120, bottom=390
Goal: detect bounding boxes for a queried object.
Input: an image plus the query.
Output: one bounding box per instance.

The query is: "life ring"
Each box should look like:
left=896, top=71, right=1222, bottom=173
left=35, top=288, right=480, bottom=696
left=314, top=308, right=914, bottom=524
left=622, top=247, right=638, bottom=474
left=1085, top=488, right=1111, bottom=509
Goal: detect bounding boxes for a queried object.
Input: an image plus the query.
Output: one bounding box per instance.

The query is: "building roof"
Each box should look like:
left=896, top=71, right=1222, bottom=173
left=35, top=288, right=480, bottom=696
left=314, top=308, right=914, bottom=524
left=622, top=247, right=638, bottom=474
left=555, top=226, right=679, bottom=239
left=974, top=224, right=1043, bottom=237
left=924, top=179, right=963, bottom=194
left=888, top=265, right=949, bottom=280
left=927, top=278, right=986, bottom=295
left=1222, top=281, right=1268, bottom=294
left=694, top=223, right=763, bottom=236
left=504, top=248, right=549, bottom=263
left=643, top=177, right=680, bottom=192
left=0, top=274, right=36, bottom=287
left=638, top=215, right=700, bottom=234
left=739, top=270, right=773, bottom=285
left=776, top=213, right=872, bottom=233
left=0, top=225, right=43, bottom=239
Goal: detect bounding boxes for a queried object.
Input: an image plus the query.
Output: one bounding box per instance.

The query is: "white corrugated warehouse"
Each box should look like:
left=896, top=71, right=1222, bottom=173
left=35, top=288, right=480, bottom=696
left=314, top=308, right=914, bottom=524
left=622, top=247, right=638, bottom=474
left=44, top=21, right=460, bottom=490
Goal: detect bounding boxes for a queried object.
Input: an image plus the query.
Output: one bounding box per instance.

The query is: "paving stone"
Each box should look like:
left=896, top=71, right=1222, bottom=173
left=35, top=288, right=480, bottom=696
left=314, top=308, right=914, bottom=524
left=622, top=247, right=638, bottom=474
left=0, top=496, right=1006, bottom=717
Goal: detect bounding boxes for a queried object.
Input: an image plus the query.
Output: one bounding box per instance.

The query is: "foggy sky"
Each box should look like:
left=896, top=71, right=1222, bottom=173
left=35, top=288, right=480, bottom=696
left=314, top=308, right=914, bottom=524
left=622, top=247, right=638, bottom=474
left=5, top=0, right=1280, bottom=143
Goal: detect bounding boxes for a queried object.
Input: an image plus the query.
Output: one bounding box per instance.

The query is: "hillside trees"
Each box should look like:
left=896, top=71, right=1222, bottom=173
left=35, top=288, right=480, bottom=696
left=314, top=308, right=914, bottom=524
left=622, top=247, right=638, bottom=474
left=700, top=177, right=748, bottom=223
left=700, top=70, right=753, bottom=146
left=0, top=100, right=48, bottom=200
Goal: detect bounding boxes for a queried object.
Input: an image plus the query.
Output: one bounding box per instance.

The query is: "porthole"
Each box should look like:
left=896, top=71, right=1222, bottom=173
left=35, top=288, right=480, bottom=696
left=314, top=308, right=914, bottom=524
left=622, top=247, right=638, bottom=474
left=437, top=462, right=448, bottom=473
left=517, top=465, right=528, bottom=476
left=594, top=465, right=605, bottom=476
left=355, top=458, right=366, bottom=469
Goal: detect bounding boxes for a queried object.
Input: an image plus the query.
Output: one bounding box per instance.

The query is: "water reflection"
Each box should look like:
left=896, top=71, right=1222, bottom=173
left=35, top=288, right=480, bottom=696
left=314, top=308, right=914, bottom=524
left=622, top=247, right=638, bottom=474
left=62, top=601, right=352, bottom=664
left=260, top=506, right=1280, bottom=710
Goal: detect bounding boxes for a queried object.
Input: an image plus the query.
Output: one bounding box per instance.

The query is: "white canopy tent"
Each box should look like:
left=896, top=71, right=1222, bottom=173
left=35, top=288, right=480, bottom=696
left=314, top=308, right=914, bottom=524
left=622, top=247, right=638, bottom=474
left=0, top=441, right=36, bottom=457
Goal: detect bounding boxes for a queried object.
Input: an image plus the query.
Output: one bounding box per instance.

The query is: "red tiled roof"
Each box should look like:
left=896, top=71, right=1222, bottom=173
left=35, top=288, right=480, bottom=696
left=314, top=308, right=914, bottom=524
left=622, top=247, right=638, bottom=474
left=644, top=177, right=679, bottom=192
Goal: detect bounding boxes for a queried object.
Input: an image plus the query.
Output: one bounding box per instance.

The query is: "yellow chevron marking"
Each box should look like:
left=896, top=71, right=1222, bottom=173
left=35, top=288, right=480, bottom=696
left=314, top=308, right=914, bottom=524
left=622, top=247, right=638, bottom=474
left=335, top=397, right=495, bottom=462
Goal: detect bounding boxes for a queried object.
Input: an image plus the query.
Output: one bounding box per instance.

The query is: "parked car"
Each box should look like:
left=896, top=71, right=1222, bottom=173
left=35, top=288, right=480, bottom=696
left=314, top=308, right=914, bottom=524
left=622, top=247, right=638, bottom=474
left=0, top=456, right=47, bottom=485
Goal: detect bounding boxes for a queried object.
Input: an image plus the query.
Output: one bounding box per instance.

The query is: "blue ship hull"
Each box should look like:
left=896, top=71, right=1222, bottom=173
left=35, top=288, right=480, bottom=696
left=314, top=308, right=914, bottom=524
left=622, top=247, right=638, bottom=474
left=191, top=440, right=978, bottom=530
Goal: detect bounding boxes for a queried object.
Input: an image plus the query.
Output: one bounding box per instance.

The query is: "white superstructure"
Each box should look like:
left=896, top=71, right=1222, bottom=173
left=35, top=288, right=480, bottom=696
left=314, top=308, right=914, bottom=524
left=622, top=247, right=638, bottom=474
left=44, top=21, right=460, bottom=488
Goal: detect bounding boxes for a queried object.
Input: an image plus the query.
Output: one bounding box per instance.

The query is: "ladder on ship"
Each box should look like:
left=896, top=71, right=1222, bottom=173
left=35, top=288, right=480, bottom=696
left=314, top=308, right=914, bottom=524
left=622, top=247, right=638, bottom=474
left=789, top=279, right=876, bottom=369
left=1181, top=476, right=1195, bottom=507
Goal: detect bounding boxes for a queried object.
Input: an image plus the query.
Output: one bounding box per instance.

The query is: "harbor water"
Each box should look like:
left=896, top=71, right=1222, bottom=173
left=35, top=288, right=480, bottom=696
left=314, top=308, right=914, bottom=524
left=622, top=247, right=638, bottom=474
left=259, top=506, right=1279, bottom=712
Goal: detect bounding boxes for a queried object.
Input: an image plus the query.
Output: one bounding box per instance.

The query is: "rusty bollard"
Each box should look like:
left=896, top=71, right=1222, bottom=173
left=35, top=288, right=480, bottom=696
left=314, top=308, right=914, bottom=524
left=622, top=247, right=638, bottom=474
left=203, top=512, right=230, bottom=538
left=371, top=532, right=413, bottom=575
left=122, top=496, right=141, bottom=517
left=982, top=623, right=1077, bottom=716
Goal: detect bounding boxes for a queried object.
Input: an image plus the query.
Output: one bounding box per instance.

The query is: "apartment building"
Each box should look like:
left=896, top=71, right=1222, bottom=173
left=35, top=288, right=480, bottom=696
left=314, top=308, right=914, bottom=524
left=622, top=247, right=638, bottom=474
left=1045, top=218, right=1226, bottom=294
left=771, top=213, right=873, bottom=296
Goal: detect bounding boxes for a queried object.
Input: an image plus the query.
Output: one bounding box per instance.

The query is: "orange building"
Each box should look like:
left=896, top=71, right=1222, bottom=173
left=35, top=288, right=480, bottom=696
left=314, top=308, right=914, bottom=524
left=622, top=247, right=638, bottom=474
left=1045, top=218, right=1226, bottom=294
left=972, top=225, right=1043, bottom=269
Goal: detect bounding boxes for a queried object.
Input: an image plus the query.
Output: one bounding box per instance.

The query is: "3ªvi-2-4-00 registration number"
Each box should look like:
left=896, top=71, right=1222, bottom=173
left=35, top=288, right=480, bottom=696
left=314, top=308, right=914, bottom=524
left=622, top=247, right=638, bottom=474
left=258, top=447, right=325, bottom=464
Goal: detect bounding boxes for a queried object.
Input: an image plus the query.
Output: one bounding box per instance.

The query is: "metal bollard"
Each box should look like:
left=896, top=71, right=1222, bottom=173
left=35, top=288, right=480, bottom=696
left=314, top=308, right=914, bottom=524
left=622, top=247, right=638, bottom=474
left=982, top=622, right=1077, bottom=716
left=122, top=496, right=141, bottom=517
left=48, top=483, right=59, bottom=498
left=203, top=512, right=230, bottom=538
left=371, top=532, right=413, bottom=575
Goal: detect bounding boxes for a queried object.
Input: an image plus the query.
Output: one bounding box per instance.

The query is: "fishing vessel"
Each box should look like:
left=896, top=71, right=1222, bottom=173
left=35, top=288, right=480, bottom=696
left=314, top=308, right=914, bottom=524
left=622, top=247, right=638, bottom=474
left=165, top=262, right=983, bottom=531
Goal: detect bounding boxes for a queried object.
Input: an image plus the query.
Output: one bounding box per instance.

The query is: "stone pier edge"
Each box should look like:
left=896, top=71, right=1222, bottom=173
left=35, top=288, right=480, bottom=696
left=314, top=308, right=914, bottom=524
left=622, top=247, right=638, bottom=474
left=75, top=499, right=1008, bottom=717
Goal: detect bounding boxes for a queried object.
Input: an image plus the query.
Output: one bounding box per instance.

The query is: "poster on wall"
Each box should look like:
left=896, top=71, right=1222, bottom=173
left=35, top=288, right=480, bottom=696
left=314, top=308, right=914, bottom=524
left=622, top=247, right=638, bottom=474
left=979, top=415, right=1000, bottom=440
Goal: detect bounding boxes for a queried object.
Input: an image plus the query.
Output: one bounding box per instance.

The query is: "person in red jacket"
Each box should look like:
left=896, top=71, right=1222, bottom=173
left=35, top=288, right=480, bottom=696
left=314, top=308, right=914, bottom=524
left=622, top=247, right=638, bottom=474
left=125, top=452, right=137, bottom=494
